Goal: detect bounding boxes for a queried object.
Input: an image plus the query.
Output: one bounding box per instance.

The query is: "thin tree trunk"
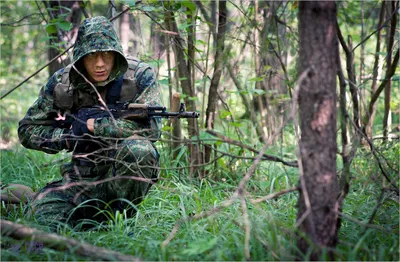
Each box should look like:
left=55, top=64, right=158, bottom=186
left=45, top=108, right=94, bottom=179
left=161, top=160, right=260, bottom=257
left=120, top=5, right=130, bottom=54
left=383, top=1, right=398, bottom=139
left=297, top=2, right=340, bottom=259
left=337, top=41, right=350, bottom=199
left=164, top=2, right=201, bottom=175
left=254, top=1, right=268, bottom=142
left=337, top=26, right=360, bottom=132
left=365, top=2, right=386, bottom=138
left=204, top=0, right=227, bottom=164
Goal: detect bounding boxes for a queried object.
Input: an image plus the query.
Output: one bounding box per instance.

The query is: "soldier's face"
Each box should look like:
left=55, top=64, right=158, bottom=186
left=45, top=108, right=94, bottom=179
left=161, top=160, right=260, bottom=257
left=83, top=51, right=115, bottom=83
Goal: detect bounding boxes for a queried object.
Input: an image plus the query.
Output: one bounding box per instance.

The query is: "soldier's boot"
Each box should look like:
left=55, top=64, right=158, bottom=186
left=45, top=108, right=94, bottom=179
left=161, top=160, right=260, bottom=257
left=1, top=184, right=35, bottom=205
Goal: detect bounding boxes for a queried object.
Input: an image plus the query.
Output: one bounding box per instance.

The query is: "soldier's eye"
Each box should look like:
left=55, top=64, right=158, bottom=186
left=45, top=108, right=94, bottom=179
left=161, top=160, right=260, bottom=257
left=102, top=52, right=114, bottom=59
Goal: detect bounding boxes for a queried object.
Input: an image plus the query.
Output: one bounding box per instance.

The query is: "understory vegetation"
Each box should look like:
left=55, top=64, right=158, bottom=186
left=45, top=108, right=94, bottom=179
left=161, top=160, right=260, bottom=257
left=1, top=137, right=398, bottom=261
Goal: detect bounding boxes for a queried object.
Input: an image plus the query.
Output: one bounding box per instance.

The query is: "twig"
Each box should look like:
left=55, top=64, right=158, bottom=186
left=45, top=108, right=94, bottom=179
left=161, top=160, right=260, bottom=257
left=71, top=65, right=117, bottom=126
left=240, top=195, right=251, bottom=261
left=351, top=6, right=399, bottom=52
left=250, top=187, right=298, bottom=204
left=206, top=130, right=298, bottom=168
left=338, top=212, right=391, bottom=233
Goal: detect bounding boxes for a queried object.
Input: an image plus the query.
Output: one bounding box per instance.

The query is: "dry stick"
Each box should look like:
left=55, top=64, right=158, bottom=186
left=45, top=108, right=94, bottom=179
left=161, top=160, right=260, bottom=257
left=240, top=195, right=251, bottom=261
left=351, top=5, right=399, bottom=52
left=337, top=212, right=391, bottom=233
left=0, top=6, right=132, bottom=100
left=0, top=219, right=140, bottom=261
left=350, top=120, right=400, bottom=194
left=250, top=186, right=299, bottom=204
left=362, top=188, right=386, bottom=236
left=206, top=130, right=298, bottom=168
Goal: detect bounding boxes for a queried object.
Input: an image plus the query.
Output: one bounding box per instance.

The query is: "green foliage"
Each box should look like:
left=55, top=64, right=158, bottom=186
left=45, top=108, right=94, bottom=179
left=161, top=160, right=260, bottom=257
left=1, top=140, right=399, bottom=261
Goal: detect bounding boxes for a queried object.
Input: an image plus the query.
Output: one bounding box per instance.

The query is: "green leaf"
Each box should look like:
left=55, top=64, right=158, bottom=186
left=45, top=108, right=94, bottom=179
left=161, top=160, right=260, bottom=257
left=122, top=0, right=136, bottom=7
left=46, top=24, right=57, bottom=34
left=248, top=76, right=264, bottom=82
left=142, top=5, right=155, bottom=12
left=219, top=110, right=232, bottom=119
left=180, top=237, right=218, bottom=256
left=158, top=78, right=169, bottom=85
left=57, top=21, right=72, bottom=31
left=181, top=1, right=196, bottom=12
left=196, top=39, right=206, bottom=45
left=252, top=89, right=266, bottom=95
left=161, top=125, right=173, bottom=132
left=230, top=122, right=242, bottom=127
left=392, top=75, right=400, bottom=81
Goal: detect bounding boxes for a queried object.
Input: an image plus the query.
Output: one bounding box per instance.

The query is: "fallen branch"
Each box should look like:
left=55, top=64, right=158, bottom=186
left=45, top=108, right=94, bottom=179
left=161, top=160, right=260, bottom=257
left=1, top=219, right=140, bottom=261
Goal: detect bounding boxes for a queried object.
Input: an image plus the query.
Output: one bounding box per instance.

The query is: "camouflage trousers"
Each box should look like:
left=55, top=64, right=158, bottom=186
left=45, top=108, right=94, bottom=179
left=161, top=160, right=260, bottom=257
left=29, top=138, right=159, bottom=231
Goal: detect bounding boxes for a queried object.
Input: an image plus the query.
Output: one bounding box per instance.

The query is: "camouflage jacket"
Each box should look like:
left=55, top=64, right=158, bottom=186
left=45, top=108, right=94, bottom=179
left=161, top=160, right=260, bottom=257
left=18, top=16, right=161, bottom=154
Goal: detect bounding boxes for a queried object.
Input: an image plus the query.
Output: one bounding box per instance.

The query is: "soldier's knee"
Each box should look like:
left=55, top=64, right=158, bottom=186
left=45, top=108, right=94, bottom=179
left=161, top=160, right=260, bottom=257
left=118, top=138, right=159, bottom=162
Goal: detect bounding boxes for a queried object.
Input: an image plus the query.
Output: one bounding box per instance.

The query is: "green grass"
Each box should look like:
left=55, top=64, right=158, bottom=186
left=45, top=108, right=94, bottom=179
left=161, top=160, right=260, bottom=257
left=1, top=140, right=399, bottom=261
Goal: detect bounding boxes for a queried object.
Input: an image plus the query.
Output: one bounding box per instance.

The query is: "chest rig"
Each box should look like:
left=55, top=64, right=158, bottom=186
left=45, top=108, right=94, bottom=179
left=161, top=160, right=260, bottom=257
left=53, top=57, right=144, bottom=112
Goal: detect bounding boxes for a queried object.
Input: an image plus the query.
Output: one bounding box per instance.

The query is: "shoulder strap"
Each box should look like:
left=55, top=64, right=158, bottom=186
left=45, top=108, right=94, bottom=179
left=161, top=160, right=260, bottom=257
left=53, top=65, right=73, bottom=110
left=119, top=56, right=141, bottom=102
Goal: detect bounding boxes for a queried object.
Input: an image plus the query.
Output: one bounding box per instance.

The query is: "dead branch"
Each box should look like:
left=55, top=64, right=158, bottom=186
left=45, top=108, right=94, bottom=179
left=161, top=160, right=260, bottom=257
left=337, top=212, right=391, bottom=233
left=1, top=219, right=140, bottom=261
left=206, top=130, right=298, bottom=167
left=250, top=186, right=298, bottom=204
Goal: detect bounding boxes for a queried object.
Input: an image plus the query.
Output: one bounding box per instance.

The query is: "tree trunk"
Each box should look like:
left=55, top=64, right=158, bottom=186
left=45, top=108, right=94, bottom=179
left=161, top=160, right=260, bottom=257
left=43, top=0, right=80, bottom=76
left=365, top=2, right=385, bottom=138
left=204, top=0, right=227, bottom=164
left=258, top=1, right=286, bottom=139
left=383, top=1, right=397, bottom=139
left=120, top=4, right=130, bottom=54
left=164, top=2, right=201, bottom=175
left=297, top=2, right=340, bottom=259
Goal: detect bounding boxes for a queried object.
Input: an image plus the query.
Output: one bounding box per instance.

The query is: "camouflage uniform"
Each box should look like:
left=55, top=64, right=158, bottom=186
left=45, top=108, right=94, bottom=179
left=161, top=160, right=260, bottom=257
left=18, top=17, right=161, bottom=230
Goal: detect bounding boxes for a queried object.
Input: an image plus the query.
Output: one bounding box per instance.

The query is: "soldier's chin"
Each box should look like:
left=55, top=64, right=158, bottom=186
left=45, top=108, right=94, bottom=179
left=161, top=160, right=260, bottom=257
left=93, top=75, right=109, bottom=83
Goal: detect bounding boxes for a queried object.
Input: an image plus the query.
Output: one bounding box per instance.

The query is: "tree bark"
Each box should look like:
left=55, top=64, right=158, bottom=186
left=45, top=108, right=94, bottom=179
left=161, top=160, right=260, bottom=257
left=383, top=1, right=398, bottom=139
left=297, top=2, right=340, bottom=259
left=258, top=1, right=286, bottom=139
left=365, top=1, right=386, bottom=138
left=164, top=2, right=201, bottom=175
left=204, top=0, right=227, bottom=164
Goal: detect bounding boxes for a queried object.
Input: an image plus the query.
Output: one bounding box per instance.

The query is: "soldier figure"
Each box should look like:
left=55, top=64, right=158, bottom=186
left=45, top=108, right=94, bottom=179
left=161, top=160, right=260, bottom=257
left=17, top=16, right=161, bottom=230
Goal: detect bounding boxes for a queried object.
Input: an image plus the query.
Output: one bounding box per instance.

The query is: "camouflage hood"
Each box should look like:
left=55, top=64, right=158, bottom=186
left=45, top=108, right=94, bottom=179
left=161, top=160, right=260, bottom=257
left=70, top=16, right=128, bottom=88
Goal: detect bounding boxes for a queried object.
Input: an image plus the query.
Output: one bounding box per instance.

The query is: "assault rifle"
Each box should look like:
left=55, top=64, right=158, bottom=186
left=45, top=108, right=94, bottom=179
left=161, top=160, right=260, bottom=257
left=72, top=102, right=199, bottom=126
left=19, top=103, right=199, bottom=128
left=118, top=103, right=199, bottom=120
